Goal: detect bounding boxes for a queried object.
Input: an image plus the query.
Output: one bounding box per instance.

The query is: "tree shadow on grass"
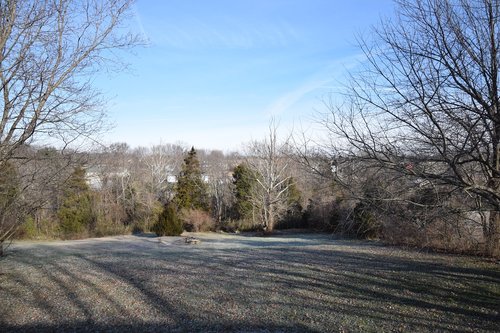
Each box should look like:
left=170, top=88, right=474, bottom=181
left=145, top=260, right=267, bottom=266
left=1, top=235, right=499, bottom=332
left=1, top=322, right=319, bottom=333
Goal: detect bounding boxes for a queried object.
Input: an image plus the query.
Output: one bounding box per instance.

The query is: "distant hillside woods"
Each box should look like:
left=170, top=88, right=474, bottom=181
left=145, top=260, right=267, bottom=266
left=6, top=143, right=331, bottom=241
left=0, top=138, right=492, bottom=257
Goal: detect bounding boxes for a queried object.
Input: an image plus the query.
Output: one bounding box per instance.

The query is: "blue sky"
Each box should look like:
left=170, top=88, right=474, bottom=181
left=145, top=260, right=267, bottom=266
left=98, top=0, right=395, bottom=152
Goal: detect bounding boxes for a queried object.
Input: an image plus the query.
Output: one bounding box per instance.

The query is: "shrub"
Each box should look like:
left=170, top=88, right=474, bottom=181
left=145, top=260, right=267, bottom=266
left=350, top=200, right=381, bottom=239
left=57, top=167, right=96, bottom=238
left=153, top=205, right=183, bottom=236
left=132, top=200, right=163, bottom=234
left=58, top=191, right=95, bottom=238
left=305, top=198, right=346, bottom=232
left=94, top=217, right=127, bottom=237
left=380, top=200, right=483, bottom=254
left=131, top=222, right=146, bottom=235
left=0, top=161, right=22, bottom=244
left=20, top=216, right=38, bottom=239
left=180, top=208, right=215, bottom=232
left=26, top=214, right=59, bottom=240
left=220, top=218, right=259, bottom=233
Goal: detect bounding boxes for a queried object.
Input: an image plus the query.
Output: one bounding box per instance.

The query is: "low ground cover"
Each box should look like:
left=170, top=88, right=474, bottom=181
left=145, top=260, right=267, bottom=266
left=0, top=232, right=498, bottom=332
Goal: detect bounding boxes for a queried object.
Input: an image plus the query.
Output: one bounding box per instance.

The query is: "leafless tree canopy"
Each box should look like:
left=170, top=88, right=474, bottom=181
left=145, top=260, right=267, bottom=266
left=323, top=0, right=500, bottom=255
left=0, top=0, right=139, bottom=250
left=246, top=120, right=293, bottom=232
left=0, top=0, right=139, bottom=162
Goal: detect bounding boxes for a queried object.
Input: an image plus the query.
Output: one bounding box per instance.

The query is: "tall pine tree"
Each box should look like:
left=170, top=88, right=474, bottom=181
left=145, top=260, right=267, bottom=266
left=232, top=163, right=255, bottom=221
left=173, top=147, right=209, bottom=211
left=57, top=166, right=95, bottom=237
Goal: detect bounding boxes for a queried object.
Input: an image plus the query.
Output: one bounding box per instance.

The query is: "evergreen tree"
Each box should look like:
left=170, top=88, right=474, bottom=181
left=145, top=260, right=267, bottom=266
left=232, top=163, right=255, bottom=221
left=57, top=166, right=95, bottom=237
left=173, top=147, right=209, bottom=211
left=153, top=204, right=183, bottom=236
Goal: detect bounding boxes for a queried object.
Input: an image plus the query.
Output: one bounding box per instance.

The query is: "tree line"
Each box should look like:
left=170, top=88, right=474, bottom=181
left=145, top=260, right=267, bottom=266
left=1, top=0, right=499, bottom=257
left=0, top=137, right=333, bottom=241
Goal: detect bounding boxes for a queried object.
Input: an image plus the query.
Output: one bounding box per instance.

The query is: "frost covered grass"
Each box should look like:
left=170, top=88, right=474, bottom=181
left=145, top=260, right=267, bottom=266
left=0, top=232, right=498, bottom=332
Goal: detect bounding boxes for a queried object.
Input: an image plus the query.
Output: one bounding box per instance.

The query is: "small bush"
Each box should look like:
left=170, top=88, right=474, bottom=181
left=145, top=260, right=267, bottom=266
left=58, top=193, right=95, bottom=238
left=131, top=222, right=147, bottom=234
left=276, top=202, right=306, bottom=230
left=382, top=209, right=483, bottom=254
left=20, top=216, right=38, bottom=239
left=132, top=200, right=163, bottom=234
left=153, top=205, right=183, bottom=236
left=94, top=218, right=127, bottom=237
left=220, top=218, right=259, bottom=232
left=350, top=201, right=381, bottom=239
left=180, top=209, right=215, bottom=232
left=22, top=215, right=59, bottom=240
left=305, top=199, right=346, bottom=232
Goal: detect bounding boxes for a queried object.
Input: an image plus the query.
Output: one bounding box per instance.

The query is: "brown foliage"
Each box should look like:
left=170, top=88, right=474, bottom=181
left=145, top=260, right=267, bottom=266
left=180, top=209, right=215, bottom=232
left=382, top=216, right=483, bottom=255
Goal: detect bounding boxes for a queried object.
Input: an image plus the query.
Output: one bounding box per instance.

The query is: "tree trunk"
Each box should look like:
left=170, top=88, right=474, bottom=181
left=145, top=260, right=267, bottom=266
left=486, top=211, right=500, bottom=257
left=267, top=205, right=275, bottom=233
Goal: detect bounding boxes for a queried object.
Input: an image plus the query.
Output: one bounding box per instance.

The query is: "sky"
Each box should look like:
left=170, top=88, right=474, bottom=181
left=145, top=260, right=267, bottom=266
left=97, top=0, right=396, bottom=152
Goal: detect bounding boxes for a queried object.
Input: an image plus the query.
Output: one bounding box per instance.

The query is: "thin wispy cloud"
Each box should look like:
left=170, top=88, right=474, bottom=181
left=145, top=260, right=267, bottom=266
left=132, top=4, right=149, bottom=43
left=264, top=54, right=365, bottom=117
left=99, top=0, right=396, bottom=150
left=265, top=77, right=332, bottom=117
left=150, top=18, right=300, bottom=49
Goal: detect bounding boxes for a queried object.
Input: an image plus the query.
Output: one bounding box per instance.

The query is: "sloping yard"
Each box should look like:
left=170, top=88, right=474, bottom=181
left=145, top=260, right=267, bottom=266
left=0, top=232, right=498, bottom=332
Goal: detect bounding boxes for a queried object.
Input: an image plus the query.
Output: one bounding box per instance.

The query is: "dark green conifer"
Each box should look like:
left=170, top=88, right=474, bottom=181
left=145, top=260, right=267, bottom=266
left=153, top=204, right=183, bottom=236
left=57, top=166, right=95, bottom=237
left=173, top=147, right=209, bottom=211
left=232, top=163, right=255, bottom=220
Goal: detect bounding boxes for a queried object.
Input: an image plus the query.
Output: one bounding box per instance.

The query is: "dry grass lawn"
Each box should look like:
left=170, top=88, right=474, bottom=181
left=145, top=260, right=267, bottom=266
left=0, top=232, right=499, bottom=332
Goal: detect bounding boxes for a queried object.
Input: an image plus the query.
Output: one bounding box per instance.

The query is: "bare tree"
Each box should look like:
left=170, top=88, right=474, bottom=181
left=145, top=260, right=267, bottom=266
left=322, top=0, right=500, bottom=255
left=140, top=143, right=184, bottom=203
left=204, top=150, right=235, bottom=225
left=246, top=120, right=293, bottom=232
left=0, top=0, right=140, bottom=252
